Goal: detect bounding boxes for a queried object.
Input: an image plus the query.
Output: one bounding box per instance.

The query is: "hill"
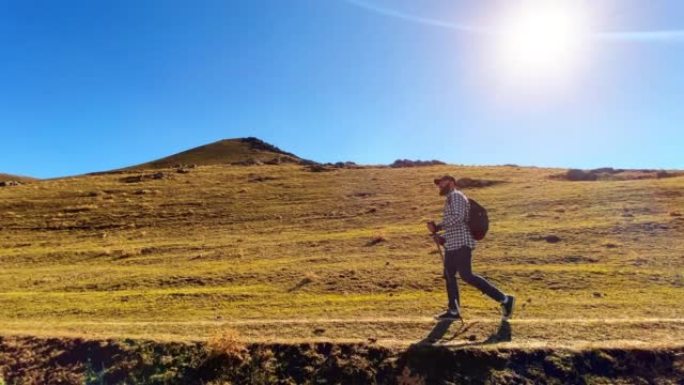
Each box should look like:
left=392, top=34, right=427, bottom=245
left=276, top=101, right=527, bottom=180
left=0, top=162, right=682, bottom=382
left=120, top=137, right=303, bottom=170
left=0, top=172, right=36, bottom=183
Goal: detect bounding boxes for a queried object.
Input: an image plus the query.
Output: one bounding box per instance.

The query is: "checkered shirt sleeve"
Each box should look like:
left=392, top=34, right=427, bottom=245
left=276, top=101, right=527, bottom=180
left=437, top=190, right=476, bottom=250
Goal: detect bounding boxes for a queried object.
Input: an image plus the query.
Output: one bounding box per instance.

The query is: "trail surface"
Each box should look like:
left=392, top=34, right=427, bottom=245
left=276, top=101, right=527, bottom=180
left=2, top=317, right=682, bottom=325
left=2, top=317, right=682, bottom=349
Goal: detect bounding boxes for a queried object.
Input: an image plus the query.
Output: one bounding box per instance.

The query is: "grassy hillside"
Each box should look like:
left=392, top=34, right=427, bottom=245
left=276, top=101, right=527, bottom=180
left=0, top=162, right=682, bottom=349
left=118, top=137, right=302, bottom=170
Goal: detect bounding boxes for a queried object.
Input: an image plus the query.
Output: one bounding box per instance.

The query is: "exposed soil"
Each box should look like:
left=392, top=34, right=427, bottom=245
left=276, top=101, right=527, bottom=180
left=0, top=336, right=681, bottom=384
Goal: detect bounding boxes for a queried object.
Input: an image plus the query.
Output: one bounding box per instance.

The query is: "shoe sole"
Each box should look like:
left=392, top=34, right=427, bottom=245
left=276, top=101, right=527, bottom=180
left=434, top=315, right=461, bottom=321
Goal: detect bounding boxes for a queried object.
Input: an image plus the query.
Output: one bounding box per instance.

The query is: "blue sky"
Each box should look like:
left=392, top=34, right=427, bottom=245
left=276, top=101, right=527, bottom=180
left=1, top=0, right=683, bottom=178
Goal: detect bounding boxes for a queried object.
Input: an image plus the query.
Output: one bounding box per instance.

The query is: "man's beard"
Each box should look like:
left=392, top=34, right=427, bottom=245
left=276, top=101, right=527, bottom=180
left=439, top=185, right=450, bottom=196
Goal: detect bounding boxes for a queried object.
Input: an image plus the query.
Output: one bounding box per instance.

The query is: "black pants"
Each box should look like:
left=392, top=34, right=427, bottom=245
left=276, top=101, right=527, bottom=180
left=444, top=246, right=505, bottom=311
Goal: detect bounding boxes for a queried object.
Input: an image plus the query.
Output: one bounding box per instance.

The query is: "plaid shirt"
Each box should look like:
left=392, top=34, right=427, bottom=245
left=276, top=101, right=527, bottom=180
left=437, top=189, right=476, bottom=250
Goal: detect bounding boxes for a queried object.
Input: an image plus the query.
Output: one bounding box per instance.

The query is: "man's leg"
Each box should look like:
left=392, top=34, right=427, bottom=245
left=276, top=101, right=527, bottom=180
left=455, top=247, right=506, bottom=303
left=443, top=249, right=461, bottom=312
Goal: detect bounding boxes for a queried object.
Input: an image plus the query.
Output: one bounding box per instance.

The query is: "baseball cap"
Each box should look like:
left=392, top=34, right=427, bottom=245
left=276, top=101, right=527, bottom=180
left=433, top=175, right=457, bottom=185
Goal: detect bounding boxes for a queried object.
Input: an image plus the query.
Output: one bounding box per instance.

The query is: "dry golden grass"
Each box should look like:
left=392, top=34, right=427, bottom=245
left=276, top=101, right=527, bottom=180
left=0, top=163, right=682, bottom=347
left=207, top=328, right=247, bottom=359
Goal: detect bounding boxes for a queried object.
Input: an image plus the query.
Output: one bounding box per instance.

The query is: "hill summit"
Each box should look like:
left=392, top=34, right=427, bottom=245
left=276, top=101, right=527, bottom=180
left=124, top=137, right=304, bottom=170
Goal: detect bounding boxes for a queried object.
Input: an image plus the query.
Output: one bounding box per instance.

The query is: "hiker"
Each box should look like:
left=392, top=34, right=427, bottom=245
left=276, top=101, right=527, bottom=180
left=427, top=175, right=515, bottom=321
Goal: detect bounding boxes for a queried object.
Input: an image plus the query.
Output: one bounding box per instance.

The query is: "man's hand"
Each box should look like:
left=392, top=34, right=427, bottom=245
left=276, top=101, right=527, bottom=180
left=432, top=233, right=446, bottom=245
left=426, top=221, right=438, bottom=234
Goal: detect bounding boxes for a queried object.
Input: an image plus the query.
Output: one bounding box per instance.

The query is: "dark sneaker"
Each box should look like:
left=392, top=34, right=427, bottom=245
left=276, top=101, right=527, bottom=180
left=501, top=295, right=515, bottom=320
left=434, top=310, right=461, bottom=321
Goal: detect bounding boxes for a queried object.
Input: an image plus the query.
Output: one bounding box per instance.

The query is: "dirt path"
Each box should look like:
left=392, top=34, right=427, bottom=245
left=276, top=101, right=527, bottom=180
left=1, top=317, right=682, bottom=349
left=1, top=316, right=681, bottom=325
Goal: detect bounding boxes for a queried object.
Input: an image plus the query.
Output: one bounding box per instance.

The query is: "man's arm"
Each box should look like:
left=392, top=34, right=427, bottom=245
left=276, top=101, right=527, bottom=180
left=436, top=193, right=467, bottom=230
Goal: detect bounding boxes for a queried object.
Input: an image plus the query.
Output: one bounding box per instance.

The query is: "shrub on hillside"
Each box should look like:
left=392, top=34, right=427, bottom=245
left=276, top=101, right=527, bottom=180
left=390, top=159, right=446, bottom=168
left=455, top=178, right=503, bottom=188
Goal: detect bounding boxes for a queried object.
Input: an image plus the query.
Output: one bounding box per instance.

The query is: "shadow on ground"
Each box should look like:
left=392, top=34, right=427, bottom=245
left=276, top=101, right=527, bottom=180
left=417, top=318, right=512, bottom=347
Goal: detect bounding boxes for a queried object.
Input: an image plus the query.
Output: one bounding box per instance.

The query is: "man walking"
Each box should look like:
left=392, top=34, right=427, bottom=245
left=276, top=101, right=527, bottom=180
left=427, top=175, right=515, bottom=321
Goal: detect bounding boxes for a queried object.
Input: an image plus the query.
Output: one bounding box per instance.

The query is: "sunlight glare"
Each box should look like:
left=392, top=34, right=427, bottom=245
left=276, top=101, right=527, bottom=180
left=495, top=1, right=591, bottom=81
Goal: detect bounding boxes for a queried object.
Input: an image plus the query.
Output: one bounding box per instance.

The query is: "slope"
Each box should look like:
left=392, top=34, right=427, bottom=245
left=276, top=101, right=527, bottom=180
left=0, top=163, right=682, bottom=348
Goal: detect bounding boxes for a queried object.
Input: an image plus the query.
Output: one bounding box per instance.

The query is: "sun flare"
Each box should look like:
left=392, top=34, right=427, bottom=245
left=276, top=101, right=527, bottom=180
left=495, top=1, right=591, bottom=81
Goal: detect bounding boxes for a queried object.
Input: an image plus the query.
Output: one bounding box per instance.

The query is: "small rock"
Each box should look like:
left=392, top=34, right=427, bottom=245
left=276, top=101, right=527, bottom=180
left=306, top=164, right=334, bottom=173
left=561, top=255, right=598, bottom=263
left=248, top=174, right=277, bottom=183
left=545, top=235, right=561, bottom=243
left=351, top=192, right=373, bottom=198
left=232, top=158, right=263, bottom=166
left=366, top=236, right=387, bottom=246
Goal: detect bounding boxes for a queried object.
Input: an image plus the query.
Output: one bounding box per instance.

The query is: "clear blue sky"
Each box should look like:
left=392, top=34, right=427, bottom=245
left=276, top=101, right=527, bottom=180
left=1, top=0, right=683, bottom=178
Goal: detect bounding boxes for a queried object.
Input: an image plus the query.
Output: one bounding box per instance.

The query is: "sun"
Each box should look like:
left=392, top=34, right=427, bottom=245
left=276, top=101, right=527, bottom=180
left=495, top=1, right=591, bottom=81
